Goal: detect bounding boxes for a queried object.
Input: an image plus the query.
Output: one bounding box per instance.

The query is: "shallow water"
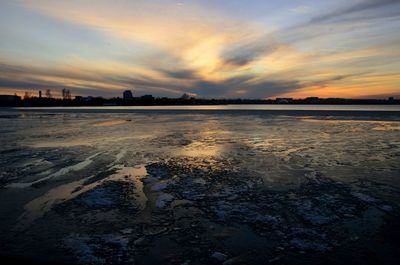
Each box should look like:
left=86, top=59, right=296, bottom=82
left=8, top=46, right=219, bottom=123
left=0, top=108, right=400, bottom=264
left=16, top=104, right=400, bottom=111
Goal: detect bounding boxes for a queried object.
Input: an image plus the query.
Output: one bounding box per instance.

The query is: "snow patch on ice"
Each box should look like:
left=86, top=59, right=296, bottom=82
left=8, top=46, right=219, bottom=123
left=50, top=152, right=101, bottom=178
left=6, top=152, right=101, bottom=188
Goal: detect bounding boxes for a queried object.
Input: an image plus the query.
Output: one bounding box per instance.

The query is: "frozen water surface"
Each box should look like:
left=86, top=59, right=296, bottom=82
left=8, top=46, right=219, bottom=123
left=0, top=107, right=400, bottom=264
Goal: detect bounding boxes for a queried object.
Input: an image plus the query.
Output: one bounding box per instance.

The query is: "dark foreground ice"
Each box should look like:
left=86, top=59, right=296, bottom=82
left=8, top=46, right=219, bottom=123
left=0, top=109, right=400, bottom=265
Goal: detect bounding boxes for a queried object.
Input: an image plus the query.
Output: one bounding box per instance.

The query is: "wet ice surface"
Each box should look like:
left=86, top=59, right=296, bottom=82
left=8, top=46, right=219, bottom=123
left=0, top=110, right=400, bottom=265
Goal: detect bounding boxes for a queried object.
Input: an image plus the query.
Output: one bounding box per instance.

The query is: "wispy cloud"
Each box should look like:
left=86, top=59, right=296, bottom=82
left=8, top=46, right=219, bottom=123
left=310, top=0, right=400, bottom=23
left=291, top=5, right=313, bottom=14
left=0, top=0, right=398, bottom=98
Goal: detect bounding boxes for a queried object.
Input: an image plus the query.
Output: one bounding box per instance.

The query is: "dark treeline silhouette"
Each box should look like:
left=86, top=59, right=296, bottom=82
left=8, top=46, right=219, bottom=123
left=0, top=92, right=399, bottom=107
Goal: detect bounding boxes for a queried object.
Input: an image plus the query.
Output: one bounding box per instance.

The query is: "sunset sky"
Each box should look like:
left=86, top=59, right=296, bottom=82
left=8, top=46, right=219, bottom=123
left=0, top=0, right=399, bottom=99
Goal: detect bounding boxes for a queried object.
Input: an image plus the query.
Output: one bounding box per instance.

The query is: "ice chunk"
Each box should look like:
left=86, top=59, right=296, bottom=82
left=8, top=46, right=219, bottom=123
left=151, top=182, right=168, bottom=191
left=120, top=228, right=134, bottom=235
left=156, top=193, right=174, bottom=208
left=254, top=215, right=279, bottom=225
left=211, top=252, right=228, bottom=262
left=290, top=238, right=331, bottom=252
left=80, top=187, right=113, bottom=208
left=63, top=233, right=129, bottom=264
left=63, top=235, right=105, bottom=265
left=192, top=178, right=206, bottom=185
left=351, top=192, right=378, bottom=203
left=378, top=205, right=393, bottom=212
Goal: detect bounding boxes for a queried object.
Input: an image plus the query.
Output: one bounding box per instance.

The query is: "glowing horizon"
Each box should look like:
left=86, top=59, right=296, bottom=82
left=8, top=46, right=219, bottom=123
left=0, top=0, right=399, bottom=99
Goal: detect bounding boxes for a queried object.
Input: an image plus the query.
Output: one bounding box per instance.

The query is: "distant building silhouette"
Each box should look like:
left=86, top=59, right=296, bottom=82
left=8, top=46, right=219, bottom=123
left=140, top=94, right=155, bottom=104
left=123, top=90, right=133, bottom=100
left=1, top=91, right=399, bottom=107
left=0, top=95, right=21, bottom=106
left=39, top=90, right=42, bottom=98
